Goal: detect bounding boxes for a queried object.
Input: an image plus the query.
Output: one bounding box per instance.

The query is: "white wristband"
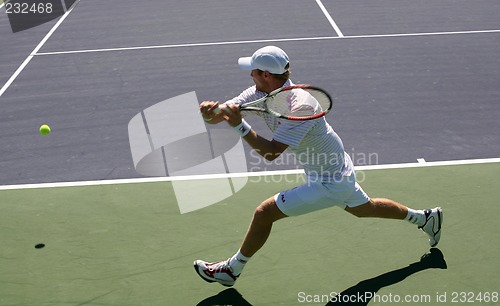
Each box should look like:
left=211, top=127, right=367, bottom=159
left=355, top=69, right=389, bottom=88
left=233, top=119, right=252, bottom=137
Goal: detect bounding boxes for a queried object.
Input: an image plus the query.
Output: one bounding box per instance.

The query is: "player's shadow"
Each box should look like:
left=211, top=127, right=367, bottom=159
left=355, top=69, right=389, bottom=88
left=326, top=248, right=447, bottom=305
left=197, top=288, right=253, bottom=306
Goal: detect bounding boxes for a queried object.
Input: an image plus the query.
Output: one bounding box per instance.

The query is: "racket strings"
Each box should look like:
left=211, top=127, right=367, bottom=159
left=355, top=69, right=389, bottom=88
left=239, top=99, right=267, bottom=113
left=267, top=88, right=329, bottom=118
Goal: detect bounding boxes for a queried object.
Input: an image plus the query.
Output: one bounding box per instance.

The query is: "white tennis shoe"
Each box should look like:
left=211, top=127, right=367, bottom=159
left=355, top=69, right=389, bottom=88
left=194, top=259, right=239, bottom=287
left=419, top=207, right=443, bottom=247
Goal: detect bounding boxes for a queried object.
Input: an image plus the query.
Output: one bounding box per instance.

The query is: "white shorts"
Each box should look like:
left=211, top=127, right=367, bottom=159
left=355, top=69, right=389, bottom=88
left=274, top=173, right=370, bottom=217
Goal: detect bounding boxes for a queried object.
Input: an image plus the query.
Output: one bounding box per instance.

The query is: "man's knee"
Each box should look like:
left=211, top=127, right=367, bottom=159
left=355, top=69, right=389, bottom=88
left=253, top=197, right=287, bottom=223
left=253, top=204, right=268, bottom=219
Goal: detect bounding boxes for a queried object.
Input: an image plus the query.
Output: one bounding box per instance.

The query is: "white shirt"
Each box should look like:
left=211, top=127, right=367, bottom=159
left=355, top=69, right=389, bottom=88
left=227, top=80, right=353, bottom=180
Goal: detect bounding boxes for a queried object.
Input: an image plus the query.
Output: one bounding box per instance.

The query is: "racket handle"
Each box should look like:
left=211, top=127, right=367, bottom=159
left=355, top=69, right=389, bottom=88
left=213, top=104, right=227, bottom=115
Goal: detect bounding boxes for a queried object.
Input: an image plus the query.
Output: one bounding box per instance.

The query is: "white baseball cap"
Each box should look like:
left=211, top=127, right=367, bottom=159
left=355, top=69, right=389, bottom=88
left=238, top=46, right=290, bottom=74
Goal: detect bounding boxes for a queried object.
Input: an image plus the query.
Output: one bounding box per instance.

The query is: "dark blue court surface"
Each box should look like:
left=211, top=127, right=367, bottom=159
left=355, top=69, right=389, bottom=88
left=0, top=0, right=499, bottom=185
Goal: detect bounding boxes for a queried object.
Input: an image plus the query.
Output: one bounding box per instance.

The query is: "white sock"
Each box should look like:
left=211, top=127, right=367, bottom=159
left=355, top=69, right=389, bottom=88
left=405, top=208, right=426, bottom=226
left=228, top=250, right=250, bottom=276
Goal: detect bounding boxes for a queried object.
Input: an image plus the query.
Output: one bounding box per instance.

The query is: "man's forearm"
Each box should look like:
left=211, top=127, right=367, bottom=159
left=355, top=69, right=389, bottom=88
left=242, top=129, right=287, bottom=161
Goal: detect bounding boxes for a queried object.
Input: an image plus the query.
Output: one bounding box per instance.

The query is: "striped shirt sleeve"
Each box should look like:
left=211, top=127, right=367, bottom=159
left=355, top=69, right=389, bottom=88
left=225, top=85, right=264, bottom=105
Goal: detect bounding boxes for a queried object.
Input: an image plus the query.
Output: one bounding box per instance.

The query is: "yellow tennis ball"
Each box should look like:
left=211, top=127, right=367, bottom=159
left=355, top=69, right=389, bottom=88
left=39, top=124, right=51, bottom=136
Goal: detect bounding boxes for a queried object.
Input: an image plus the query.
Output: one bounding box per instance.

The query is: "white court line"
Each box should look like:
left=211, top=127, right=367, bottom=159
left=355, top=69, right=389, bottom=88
left=34, top=29, right=500, bottom=57
left=34, top=36, right=340, bottom=56
left=0, top=0, right=80, bottom=97
left=315, top=0, right=344, bottom=37
left=0, top=157, right=499, bottom=191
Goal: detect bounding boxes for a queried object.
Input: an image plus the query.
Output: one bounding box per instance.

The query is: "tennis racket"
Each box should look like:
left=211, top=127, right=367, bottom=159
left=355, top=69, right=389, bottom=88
left=214, top=84, right=333, bottom=121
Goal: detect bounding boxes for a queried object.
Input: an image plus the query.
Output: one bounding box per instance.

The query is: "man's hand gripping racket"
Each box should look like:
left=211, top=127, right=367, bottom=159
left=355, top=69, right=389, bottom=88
left=213, top=85, right=333, bottom=121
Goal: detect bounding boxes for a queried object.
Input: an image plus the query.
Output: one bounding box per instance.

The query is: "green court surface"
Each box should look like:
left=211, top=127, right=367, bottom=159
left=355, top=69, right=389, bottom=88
left=1, top=163, right=499, bottom=305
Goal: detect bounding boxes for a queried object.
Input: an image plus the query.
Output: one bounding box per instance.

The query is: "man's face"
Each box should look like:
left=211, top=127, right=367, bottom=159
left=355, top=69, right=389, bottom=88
left=250, top=69, right=267, bottom=92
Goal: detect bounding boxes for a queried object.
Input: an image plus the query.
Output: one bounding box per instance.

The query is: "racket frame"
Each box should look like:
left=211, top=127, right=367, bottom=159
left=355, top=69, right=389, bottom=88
left=216, top=84, right=333, bottom=121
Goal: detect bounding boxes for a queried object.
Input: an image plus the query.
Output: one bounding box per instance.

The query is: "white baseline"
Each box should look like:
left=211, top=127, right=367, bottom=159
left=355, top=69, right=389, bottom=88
left=0, top=157, right=498, bottom=191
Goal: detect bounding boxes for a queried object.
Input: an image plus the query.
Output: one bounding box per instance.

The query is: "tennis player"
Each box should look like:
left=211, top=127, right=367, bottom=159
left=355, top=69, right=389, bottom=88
left=195, top=46, right=443, bottom=287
